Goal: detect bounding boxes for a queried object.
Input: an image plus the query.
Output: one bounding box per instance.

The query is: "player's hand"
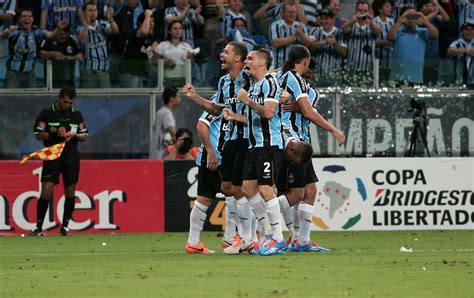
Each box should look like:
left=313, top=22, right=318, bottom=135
left=282, top=101, right=300, bottom=112
left=237, top=89, right=249, bottom=105
left=183, top=83, right=196, bottom=98
left=206, top=150, right=218, bottom=171
left=222, top=108, right=235, bottom=120
left=194, top=5, right=202, bottom=16
left=326, top=36, right=337, bottom=45
left=333, top=129, right=346, bottom=146
left=279, top=90, right=289, bottom=104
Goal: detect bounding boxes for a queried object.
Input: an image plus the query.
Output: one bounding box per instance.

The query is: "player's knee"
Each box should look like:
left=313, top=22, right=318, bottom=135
left=220, top=182, right=233, bottom=196
left=286, top=188, right=305, bottom=205
left=257, top=185, right=275, bottom=200
left=196, top=196, right=213, bottom=207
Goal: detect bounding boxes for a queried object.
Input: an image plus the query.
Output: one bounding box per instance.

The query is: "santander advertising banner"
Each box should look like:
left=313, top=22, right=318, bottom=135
left=0, top=160, right=164, bottom=235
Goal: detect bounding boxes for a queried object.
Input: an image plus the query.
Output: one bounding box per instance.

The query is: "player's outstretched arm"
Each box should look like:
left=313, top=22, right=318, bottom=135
left=223, top=108, right=247, bottom=123
left=297, top=97, right=345, bottom=145
left=183, top=84, right=223, bottom=116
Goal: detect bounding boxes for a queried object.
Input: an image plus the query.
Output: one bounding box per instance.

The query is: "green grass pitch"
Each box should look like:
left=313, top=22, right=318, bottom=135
left=1, top=230, right=473, bottom=297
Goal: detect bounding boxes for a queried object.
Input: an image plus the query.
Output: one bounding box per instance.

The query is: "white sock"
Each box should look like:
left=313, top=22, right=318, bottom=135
left=293, top=202, right=300, bottom=239
left=265, top=197, right=284, bottom=242
left=278, top=194, right=291, bottom=211
left=224, top=196, right=237, bottom=240
left=251, top=214, right=258, bottom=242
left=298, top=202, right=314, bottom=245
left=236, top=198, right=252, bottom=243
left=248, top=193, right=272, bottom=236
left=187, top=201, right=208, bottom=245
left=282, top=206, right=295, bottom=239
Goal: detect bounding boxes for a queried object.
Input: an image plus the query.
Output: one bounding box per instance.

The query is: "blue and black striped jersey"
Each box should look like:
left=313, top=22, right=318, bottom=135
left=373, top=16, right=394, bottom=68
left=301, top=84, right=320, bottom=143
left=41, top=0, right=84, bottom=35
left=269, top=19, right=308, bottom=68
left=245, top=74, right=283, bottom=149
left=196, top=95, right=228, bottom=167
left=216, top=68, right=252, bottom=141
left=346, top=23, right=378, bottom=72
left=278, top=70, right=308, bottom=141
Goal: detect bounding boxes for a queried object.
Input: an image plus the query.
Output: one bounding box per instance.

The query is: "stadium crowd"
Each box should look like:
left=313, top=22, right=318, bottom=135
left=0, top=0, right=473, bottom=89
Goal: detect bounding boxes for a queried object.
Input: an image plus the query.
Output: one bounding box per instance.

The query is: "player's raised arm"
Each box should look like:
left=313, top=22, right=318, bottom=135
left=183, top=84, right=224, bottom=116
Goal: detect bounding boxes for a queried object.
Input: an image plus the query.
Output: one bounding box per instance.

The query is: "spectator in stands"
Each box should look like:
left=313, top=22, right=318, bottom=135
left=254, top=0, right=305, bottom=23
left=447, top=20, right=474, bottom=87
left=269, top=1, right=311, bottom=68
left=457, top=0, right=474, bottom=30
left=305, top=8, right=347, bottom=87
left=342, top=1, right=382, bottom=87
left=299, top=0, right=324, bottom=30
left=0, top=0, right=16, bottom=63
left=418, top=0, right=449, bottom=85
left=373, top=0, right=395, bottom=85
left=155, top=20, right=197, bottom=87
left=2, top=7, right=68, bottom=88
left=40, top=0, right=85, bottom=36
left=164, top=0, right=204, bottom=48
left=119, top=9, right=154, bottom=88
left=149, top=86, right=181, bottom=160
left=387, top=7, right=439, bottom=86
left=226, top=17, right=266, bottom=51
left=39, top=24, right=83, bottom=88
left=165, top=127, right=199, bottom=160
left=77, top=1, right=118, bottom=88
left=216, top=0, right=246, bottom=44
left=328, top=0, right=347, bottom=28
left=109, top=0, right=145, bottom=87
left=17, top=1, right=42, bottom=27
left=393, top=0, right=418, bottom=20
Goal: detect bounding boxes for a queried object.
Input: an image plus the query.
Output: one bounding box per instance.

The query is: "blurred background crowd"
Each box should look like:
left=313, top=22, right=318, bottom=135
left=0, top=0, right=473, bottom=89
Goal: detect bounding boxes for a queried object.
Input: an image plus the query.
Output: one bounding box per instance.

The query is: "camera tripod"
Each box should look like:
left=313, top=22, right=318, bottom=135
left=402, top=113, right=431, bottom=157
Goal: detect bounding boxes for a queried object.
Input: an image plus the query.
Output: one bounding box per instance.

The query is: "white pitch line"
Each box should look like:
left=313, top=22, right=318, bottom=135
left=0, top=248, right=473, bottom=258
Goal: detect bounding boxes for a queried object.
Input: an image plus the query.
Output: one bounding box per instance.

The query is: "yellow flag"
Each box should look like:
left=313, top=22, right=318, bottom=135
left=20, top=142, right=66, bottom=165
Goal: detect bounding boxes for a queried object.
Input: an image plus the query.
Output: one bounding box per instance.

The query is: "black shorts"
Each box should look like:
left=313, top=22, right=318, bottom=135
left=220, top=138, right=248, bottom=186
left=243, top=147, right=284, bottom=186
left=41, top=148, right=80, bottom=186
left=277, top=159, right=319, bottom=193
left=197, top=163, right=222, bottom=199
left=277, top=159, right=307, bottom=193
left=305, top=160, right=319, bottom=185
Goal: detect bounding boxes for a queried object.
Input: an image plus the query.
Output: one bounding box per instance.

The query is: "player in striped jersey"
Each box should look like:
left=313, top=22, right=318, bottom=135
left=183, top=42, right=257, bottom=254
left=269, top=1, right=311, bottom=68
left=234, top=47, right=287, bottom=256
left=277, top=48, right=345, bottom=252
left=164, top=0, right=204, bottom=48
left=77, top=2, right=118, bottom=88
left=373, top=0, right=395, bottom=85
left=342, top=1, right=382, bottom=86
left=186, top=94, right=227, bottom=254
left=447, top=21, right=474, bottom=86
left=305, top=8, right=347, bottom=87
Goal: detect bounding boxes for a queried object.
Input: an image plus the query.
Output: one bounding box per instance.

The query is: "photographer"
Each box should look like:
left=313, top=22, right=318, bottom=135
left=341, top=1, right=382, bottom=87
left=165, top=127, right=199, bottom=160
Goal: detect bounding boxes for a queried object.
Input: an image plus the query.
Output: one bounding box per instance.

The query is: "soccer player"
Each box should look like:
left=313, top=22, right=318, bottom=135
left=276, top=46, right=345, bottom=251
left=185, top=94, right=227, bottom=254
left=30, top=85, right=88, bottom=236
left=183, top=41, right=254, bottom=251
left=236, top=47, right=286, bottom=256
